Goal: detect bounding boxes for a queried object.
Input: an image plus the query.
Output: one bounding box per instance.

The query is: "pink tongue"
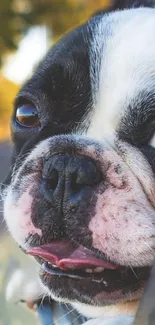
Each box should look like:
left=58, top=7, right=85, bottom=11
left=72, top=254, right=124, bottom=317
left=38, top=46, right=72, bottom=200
left=27, top=241, right=117, bottom=271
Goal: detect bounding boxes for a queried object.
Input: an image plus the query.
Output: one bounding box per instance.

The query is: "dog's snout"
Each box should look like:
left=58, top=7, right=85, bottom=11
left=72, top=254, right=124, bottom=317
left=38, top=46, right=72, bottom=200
left=41, top=154, right=101, bottom=203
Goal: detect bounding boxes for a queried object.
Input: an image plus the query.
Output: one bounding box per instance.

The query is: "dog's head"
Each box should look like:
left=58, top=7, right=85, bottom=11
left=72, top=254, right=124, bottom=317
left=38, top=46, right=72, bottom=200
left=3, top=0, right=155, bottom=318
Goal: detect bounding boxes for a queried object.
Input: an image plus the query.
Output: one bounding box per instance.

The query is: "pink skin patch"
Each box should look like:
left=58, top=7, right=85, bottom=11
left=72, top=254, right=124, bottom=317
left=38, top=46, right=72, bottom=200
left=89, top=151, right=155, bottom=267
left=4, top=184, right=42, bottom=247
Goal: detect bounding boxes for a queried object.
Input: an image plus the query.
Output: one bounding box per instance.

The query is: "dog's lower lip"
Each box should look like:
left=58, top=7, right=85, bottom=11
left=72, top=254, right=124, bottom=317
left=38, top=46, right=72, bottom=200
left=41, top=262, right=92, bottom=280
left=40, top=261, right=150, bottom=289
left=41, top=262, right=109, bottom=282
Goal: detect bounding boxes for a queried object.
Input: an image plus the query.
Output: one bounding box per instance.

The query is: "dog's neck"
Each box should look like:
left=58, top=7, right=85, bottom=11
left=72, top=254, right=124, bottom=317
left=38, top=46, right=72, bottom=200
left=83, top=315, right=134, bottom=325
left=72, top=300, right=139, bottom=319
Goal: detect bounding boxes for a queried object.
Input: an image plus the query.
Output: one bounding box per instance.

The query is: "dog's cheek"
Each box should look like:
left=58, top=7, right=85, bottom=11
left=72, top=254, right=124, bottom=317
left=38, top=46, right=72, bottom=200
left=4, top=184, right=42, bottom=248
left=89, top=183, right=155, bottom=267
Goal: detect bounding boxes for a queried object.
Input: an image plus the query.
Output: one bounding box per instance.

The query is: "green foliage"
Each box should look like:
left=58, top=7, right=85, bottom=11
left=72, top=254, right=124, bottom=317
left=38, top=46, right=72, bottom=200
left=0, top=0, right=111, bottom=63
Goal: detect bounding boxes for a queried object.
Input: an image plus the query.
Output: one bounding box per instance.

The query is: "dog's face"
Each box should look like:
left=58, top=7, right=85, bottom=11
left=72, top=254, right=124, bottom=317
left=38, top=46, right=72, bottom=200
left=3, top=0, right=155, bottom=317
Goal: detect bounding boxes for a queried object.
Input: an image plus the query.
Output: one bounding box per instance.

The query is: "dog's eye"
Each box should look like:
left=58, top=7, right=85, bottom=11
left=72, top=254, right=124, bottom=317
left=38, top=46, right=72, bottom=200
left=16, top=105, right=40, bottom=127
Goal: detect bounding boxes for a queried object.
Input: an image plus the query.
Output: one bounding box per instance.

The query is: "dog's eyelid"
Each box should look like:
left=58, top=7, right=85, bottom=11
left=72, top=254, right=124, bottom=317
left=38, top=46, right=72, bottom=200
left=14, top=96, right=37, bottom=110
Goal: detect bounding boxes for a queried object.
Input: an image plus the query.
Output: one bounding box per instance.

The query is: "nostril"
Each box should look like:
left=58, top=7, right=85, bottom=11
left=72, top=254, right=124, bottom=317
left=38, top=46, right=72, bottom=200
left=76, top=161, right=101, bottom=186
left=71, top=160, right=101, bottom=192
left=41, top=154, right=102, bottom=203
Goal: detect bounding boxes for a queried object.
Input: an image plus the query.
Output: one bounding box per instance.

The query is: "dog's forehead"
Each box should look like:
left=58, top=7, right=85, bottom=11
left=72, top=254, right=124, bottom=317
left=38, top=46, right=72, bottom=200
left=16, top=8, right=155, bottom=148
left=87, top=8, right=155, bottom=141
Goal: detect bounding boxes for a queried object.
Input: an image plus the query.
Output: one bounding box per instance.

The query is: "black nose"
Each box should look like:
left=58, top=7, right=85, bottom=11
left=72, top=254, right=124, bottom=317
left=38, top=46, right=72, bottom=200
left=41, top=154, right=101, bottom=204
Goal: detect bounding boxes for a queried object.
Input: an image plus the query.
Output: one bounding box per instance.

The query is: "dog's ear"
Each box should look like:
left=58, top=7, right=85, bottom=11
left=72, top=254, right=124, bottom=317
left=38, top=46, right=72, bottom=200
left=92, top=0, right=154, bottom=17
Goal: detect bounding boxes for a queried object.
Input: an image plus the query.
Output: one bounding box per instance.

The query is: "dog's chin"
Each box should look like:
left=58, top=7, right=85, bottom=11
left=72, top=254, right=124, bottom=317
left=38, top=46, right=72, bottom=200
left=40, top=268, right=147, bottom=306
left=30, top=246, right=149, bottom=308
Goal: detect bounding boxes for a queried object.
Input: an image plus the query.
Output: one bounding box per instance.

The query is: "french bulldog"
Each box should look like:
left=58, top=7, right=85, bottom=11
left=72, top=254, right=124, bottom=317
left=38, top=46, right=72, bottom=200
left=3, top=0, right=155, bottom=322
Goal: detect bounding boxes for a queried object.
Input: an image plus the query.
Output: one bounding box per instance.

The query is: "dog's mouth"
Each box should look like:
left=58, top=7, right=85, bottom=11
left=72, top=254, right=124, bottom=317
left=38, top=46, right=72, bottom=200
left=27, top=241, right=150, bottom=284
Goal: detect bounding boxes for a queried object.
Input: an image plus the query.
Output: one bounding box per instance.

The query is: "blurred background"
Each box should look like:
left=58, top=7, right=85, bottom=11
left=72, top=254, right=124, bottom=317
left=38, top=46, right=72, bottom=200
left=0, top=0, right=111, bottom=324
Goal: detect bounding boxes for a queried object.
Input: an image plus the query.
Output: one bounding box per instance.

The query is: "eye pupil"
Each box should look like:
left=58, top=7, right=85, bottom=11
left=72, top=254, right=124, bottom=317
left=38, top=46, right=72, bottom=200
left=16, top=105, right=40, bottom=127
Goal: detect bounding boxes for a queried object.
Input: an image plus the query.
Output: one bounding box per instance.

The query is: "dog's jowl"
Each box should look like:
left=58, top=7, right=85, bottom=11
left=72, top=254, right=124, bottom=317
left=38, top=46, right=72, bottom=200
left=3, top=0, right=155, bottom=320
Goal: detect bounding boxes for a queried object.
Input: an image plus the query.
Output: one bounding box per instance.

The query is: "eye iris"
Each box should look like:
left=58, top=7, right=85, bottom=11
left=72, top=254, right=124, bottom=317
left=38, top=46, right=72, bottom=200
left=16, top=105, right=40, bottom=127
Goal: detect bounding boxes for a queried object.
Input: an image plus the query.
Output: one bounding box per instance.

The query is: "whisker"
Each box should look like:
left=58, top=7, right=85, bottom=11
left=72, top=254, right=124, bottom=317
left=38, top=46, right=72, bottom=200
left=56, top=306, right=76, bottom=322
left=130, top=265, right=139, bottom=279
left=71, top=312, right=82, bottom=324
left=40, top=291, right=48, bottom=307
left=63, top=303, right=77, bottom=317
left=144, top=241, right=154, bottom=252
left=0, top=183, right=8, bottom=187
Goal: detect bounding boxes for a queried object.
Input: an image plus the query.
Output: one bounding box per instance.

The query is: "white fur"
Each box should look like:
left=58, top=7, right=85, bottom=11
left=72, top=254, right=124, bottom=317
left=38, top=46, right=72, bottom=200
left=72, top=301, right=137, bottom=319
left=4, top=184, right=42, bottom=248
left=87, top=9, right=155, bottom=142
left=150, top=133, right=155, bottom=147
left=83, top=315, right=133, bottom=325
